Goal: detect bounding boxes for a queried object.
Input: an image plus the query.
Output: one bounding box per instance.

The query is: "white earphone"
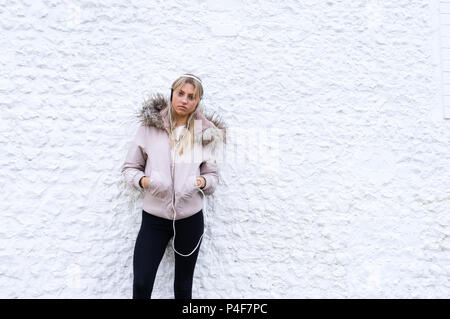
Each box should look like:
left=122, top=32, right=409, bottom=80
left=170, top=130, right=207, bottom=257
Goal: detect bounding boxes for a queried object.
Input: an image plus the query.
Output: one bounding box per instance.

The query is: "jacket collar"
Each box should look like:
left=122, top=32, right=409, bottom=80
left=136, top=93, right=227, bottom=147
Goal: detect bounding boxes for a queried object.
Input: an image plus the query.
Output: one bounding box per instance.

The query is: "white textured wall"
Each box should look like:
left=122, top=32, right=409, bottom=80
left=440, top=0, right=450, bottom=117
left=1, top=0, right=449, bottom=298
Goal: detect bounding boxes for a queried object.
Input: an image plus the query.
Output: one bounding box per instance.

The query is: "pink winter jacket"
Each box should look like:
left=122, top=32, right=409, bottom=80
left=121, top=93, right=226, bottom=220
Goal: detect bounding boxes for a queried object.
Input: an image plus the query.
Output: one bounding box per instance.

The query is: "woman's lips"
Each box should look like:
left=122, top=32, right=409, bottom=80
left=178, top=105, right=187, bottom=110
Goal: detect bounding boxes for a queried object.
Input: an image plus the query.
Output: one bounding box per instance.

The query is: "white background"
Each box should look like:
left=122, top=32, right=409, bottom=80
left=1, top=0, right=449, bottom=298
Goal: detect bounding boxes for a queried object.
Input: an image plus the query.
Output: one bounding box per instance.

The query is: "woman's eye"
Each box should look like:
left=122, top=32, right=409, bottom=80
left=178, top=92, right=183, bottom=96
left=188, top=96, right=194, bottom=100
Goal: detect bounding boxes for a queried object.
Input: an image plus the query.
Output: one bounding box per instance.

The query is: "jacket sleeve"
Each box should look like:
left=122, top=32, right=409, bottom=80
left=199, top=126, right=226, bottom=196
left=199, top=158, right=219, bottom=195
left=121, top=125, right=147, bottom=190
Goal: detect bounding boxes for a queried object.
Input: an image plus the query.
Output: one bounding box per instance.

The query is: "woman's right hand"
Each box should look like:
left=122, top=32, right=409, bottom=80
left=140, top=176, right=150, bottom=189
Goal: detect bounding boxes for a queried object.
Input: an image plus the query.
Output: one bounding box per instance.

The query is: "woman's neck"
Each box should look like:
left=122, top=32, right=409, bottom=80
left=172, top=111, right=187, bottom=127
left=174, top=116, right=187, bottom=127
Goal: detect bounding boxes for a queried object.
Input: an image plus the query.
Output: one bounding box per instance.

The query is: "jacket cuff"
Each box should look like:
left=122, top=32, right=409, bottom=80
left=200, top=174, right=215, bottom=195
left=133, top=171, right=146, bottom=189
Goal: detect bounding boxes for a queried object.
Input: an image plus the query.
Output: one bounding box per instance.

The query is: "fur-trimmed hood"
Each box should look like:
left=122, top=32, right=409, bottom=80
left=135, top=93, right=227, bottom=151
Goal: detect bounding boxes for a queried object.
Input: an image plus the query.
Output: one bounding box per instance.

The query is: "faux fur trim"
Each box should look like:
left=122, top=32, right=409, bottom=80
left=136, top=93, right=167, bottom=131
left=135, top=93, right=227, bottom=149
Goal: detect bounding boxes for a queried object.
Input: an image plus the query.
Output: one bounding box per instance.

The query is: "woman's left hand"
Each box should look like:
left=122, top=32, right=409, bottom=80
left=196, top=176, right=206, bottom=189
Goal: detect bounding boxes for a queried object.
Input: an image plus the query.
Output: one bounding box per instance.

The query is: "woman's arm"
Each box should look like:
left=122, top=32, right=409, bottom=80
left=199, top=159, right=219, bottom=195
left=121, top=125, right=148, bottom=190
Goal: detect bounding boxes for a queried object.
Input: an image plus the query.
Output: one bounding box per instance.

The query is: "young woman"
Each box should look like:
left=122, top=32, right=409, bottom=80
left=121, top=74, right=226, bottom=299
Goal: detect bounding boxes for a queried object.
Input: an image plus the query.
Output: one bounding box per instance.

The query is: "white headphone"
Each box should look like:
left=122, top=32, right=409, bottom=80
left=181, top=74, right=202, bottom=84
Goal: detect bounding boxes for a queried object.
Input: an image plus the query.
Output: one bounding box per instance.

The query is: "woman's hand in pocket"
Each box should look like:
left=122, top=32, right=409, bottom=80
left=140, top=176, right=150, bottom=189
left=196, top=176, right=206, bottom=189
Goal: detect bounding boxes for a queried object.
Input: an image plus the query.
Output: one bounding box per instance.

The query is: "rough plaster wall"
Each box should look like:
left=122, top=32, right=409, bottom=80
left=1, top=0, right=449, bottom=298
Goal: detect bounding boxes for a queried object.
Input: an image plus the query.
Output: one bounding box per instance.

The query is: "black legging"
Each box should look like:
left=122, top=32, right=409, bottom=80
left=132, top=209, right=204, bottom=299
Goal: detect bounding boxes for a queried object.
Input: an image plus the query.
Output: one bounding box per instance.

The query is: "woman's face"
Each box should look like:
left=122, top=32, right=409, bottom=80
left=172, top=83, right=199, bottom=119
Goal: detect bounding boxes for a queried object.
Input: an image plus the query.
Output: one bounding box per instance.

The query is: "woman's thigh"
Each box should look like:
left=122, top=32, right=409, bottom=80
left=173, top=209, right=204, bottom=256
left=133, top=211, right=172, bottom=281
left=173, top=209, right=204, bottom=280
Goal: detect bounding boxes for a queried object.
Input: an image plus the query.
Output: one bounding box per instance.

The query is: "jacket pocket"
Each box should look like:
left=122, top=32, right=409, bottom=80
left=146, top=170, right=171, bottom=199
left=178, top=174, right=198, bottom=199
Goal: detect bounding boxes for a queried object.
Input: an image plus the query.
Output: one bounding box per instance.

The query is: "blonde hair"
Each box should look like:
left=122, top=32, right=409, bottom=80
left=167, top=74, right=204, bottom=156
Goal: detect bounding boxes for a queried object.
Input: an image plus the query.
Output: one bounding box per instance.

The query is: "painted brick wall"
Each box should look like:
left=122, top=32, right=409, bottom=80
left=1, top=0, right=449, bottom=298
left=440, top=0, right=450, bottom=117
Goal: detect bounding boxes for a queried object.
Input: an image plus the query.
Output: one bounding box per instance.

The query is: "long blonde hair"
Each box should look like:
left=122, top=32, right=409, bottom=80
left=167, top=74, right=204, bottom=157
